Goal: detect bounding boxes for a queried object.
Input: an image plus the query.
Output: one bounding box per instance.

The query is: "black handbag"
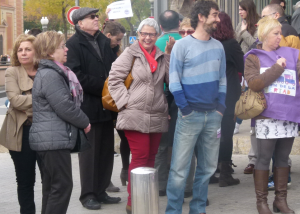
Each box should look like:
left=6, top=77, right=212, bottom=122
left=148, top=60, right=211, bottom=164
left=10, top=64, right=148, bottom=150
left=71, top=129, right=91, bottom=153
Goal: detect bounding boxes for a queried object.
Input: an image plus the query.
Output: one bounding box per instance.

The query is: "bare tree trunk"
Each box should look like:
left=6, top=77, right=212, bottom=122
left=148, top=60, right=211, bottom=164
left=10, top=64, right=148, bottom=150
left=125, top=17, right=134, bottom=36
left=62, top=6, right=68, bottom=40
left=170, top=0, right=195, bottom=17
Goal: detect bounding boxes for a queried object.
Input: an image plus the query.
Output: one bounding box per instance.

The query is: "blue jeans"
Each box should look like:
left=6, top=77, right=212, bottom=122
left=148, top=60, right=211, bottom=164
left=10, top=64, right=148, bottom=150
left=166, top=109, right=222, bottom=214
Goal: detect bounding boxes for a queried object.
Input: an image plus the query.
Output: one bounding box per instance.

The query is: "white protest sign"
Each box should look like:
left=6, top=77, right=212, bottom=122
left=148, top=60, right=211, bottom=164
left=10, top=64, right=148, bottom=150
left=107, top=0, right=133, bottom=19
left=261, top=67, right=297, bottom=96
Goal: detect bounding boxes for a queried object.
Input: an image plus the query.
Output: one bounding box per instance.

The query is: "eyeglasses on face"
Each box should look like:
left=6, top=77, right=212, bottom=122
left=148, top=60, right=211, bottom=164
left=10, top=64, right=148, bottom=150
left=179, top=30, right=195, bottom=36
left=139, top=32, right=157, bottom=38
left=262, top=12, right=276, bottom=18
left=58, top=43, right=67, bottom=49
left=85, top=14, right=99, bottom=20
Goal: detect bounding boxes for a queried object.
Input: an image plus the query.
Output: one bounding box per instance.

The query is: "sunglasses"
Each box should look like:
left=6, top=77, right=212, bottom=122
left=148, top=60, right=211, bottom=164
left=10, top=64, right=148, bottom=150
left=179, top=30, right=195, bottom=36
left=85, top=14, right=99, bottom=20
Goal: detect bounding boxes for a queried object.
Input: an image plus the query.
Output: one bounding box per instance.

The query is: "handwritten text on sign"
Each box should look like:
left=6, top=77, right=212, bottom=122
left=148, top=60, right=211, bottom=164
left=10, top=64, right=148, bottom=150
left=260, top=67, right=296, bottom=96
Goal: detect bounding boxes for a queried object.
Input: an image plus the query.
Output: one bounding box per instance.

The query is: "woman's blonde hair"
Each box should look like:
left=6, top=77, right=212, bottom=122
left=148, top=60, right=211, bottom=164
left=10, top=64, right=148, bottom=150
left=257, top=17, right=282, bottom=42
left=11, top=34, right=37, bottom=68
left=179, top=18, right=192, bottom=30
left=34, top=31, right=65, bottom=62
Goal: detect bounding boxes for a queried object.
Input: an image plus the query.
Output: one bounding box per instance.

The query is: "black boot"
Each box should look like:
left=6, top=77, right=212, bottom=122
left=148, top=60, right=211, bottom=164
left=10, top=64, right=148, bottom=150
left=219, top=161, right=240, bottom=187
left=209, top=173, right=219, bottom=184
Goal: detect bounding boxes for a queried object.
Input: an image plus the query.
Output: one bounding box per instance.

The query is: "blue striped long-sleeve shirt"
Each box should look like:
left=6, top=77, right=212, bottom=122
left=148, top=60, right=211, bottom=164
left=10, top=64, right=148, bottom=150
left=169, top=35, right=227, bottom=116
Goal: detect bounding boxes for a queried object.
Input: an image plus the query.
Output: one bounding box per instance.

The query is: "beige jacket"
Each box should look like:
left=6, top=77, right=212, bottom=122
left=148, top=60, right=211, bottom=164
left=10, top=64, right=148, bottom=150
left=108, top=41, right=170, bottom=133
left=0, top=66, right=33, bottom=151
left=236, top=22, right=258, bottom=54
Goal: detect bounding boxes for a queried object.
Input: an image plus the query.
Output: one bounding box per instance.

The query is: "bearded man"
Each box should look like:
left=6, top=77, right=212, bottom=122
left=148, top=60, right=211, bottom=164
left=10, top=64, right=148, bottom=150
left=165, top=1, right=227, bottom=214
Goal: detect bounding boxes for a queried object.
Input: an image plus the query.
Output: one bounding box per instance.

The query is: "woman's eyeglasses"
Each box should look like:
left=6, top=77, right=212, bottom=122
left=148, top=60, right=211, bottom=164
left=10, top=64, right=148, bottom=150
left=58, top=44, right=67, bottom=49
left=139, top=32, right=157, bottom=38
left=179, top=30, right=195, bottom=36
left=85, top=14, right=99, bottom=20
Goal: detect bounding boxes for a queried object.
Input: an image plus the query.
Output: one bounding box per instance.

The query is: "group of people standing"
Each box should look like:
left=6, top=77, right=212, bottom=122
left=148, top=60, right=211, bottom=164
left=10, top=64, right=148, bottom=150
left=1, top=0, right=300, bottom=214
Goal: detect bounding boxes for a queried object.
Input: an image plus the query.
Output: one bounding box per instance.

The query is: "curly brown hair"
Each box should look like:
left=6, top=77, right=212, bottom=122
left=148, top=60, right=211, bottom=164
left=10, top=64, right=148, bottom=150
left=212, top=12, right=235, bottom=41
left=190, top=0, right=219, bottom=29
left=11, top=34, right=37, bottom=68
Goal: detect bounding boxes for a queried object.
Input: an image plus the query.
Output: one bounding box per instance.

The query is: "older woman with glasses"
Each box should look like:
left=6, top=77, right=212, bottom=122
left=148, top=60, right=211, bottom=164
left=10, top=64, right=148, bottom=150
left=29, top=31, right=90, bottom=214
left=108, top=18, right=174, bottom=214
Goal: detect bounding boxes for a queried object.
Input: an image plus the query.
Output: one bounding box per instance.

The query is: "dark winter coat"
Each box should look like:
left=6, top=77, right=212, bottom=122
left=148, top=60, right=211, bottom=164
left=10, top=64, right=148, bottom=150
left=65, top=27, right=118, bottom=123
left=29, top=59, right=89, bottom=151
left=221, top=39, right=244, bottom=116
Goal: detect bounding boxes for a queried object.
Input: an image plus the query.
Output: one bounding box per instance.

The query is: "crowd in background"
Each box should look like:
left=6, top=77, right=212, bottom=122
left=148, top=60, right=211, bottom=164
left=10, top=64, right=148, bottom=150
left=1, top=0, right=300, bottom=214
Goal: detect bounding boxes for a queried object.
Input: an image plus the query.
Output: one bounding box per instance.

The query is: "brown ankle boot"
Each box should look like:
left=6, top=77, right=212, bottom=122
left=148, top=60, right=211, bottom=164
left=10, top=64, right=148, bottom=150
left=254, top=170, right=272, bottom=214
left=219, top=161, right=240, bottom=187
left=273, top=167, right=294, bottom=214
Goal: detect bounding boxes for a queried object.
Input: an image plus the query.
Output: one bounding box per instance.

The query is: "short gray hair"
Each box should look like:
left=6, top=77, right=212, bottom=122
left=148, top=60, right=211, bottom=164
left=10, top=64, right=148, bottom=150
left=137, top=18, right=159, bottom=34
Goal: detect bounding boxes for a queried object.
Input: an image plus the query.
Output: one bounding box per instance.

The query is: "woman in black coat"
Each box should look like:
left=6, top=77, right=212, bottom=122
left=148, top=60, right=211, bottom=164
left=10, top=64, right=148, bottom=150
left=211, top=12, right=244, bottom=187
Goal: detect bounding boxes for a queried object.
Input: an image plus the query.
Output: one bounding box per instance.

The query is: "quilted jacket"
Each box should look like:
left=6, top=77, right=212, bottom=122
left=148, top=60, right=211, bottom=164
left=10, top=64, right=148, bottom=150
left=108, top=41, right=170, bottom=133
left=29, top=59, right=89, bottom=151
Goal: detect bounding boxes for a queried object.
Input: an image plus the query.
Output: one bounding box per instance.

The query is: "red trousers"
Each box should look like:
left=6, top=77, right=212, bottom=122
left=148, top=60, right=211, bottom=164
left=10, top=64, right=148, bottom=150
left=124, top=130, right=162, bottom=206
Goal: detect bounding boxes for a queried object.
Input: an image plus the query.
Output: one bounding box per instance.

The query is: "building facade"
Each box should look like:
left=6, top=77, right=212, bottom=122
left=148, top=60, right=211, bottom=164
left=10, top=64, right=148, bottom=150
left=216, top=0, right=295, bottom=28
left=155, top=0, right=296, bottom=29
left=0, top=0, right=23, bottom=56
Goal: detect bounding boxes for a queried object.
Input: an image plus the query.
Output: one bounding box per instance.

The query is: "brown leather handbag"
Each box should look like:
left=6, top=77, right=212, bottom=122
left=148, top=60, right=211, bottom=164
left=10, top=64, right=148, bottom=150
left=234, top=82, right=267, bottom=120
left=102, top=58, right=135, bottom=112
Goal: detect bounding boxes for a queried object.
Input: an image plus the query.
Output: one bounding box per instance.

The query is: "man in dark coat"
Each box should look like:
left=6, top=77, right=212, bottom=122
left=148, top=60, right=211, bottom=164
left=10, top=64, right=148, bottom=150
left=65, top=7, right=121, bottom=210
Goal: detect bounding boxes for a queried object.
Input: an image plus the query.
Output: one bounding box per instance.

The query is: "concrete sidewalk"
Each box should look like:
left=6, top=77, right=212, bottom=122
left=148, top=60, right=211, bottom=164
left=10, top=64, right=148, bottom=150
left=1, top=153, right=300, bottom=214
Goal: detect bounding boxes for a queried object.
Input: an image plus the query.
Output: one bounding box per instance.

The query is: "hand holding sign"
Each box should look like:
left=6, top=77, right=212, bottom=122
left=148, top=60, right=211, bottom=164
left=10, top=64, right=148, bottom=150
left=107, top=0, right=133, bottom=20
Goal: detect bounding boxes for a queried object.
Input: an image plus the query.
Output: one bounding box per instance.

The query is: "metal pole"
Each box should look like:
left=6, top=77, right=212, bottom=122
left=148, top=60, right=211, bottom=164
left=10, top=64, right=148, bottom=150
left=150, top=2, right=154, bottom=17
left=42, top=25, right=47, bottom=32
left=131, top=167, right=159, bottom=214
left=75, top=0, right=79, bottom=6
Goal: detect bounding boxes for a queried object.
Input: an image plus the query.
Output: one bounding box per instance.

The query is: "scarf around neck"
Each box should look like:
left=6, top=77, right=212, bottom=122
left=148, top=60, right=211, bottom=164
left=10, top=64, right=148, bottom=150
left=54, top=61, right=83, bottom=107
left=138, top=42, right=158, bottom=73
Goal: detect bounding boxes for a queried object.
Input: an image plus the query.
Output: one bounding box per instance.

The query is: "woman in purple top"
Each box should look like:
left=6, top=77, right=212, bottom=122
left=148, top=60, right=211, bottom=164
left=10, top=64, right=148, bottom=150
left=244, top=17, right=300, bottom=214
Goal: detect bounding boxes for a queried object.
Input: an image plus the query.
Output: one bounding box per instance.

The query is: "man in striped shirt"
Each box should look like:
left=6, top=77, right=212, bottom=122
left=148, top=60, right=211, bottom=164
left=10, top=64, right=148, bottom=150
left=166, top=1, right=226, bottom=213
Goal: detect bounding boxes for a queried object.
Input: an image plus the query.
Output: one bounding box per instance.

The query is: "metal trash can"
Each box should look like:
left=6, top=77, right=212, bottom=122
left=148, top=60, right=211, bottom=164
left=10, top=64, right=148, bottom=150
left=131, top=167, right=159, bottom=214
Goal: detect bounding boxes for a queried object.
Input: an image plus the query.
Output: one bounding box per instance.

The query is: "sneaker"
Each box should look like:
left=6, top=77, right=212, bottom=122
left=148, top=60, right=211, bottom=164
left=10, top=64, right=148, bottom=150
left=288, top=175, right=291, bottom=186
left=234, top=123, right=240, bottom=134
left=268, top=181, right=275, bottom=190
left=268, top=174, right=273, bottom=182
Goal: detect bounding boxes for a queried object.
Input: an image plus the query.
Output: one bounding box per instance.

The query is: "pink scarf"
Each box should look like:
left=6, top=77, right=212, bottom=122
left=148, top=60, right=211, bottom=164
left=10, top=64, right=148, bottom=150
left=138, top=42, right=158, bottom=73
left=55, top=61, right=83, bottom=107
